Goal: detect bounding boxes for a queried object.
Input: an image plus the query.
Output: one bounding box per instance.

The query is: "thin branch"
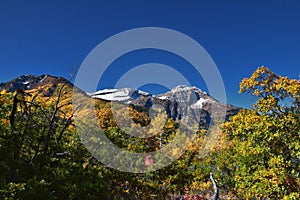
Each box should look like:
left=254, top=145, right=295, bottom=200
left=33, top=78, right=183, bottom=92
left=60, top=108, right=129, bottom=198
left=210, top=172, right=219, bottom=200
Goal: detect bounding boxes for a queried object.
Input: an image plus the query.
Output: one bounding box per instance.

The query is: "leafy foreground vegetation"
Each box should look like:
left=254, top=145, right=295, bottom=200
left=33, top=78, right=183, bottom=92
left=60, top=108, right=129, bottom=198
left=0, top=66, right=299, bottom=199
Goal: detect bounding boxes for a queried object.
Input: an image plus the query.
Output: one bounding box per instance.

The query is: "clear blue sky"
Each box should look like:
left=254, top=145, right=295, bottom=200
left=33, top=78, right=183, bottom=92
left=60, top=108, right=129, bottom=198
left=1, top=0, right=299, bottom=108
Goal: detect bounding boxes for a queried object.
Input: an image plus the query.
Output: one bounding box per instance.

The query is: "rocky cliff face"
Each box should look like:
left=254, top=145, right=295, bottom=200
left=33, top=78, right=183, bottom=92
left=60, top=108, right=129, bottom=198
left=90, top=85, right=240, bottom=127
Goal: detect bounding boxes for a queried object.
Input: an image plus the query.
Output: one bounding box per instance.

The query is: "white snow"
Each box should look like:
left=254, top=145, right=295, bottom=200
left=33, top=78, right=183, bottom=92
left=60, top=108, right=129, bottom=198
left=171, top=85, right=190, bottom=93
left=91, top=88, right=120, bottom=96
left=191, top=98, right=209, bottom=109
left=39, top=75, right=47, bottom=83
left=138, top=90, right=150, bottom=96
left=22, top=81, right=30, bottom=84
left=89, top=86, right=210, bottom=106
left=157, top=95, right=167, bottom=100
left=90, top=88, right=150, bottom=101
left=200, top=90, right=207, bottom=95
left=91, top=88, right=134, bottom=101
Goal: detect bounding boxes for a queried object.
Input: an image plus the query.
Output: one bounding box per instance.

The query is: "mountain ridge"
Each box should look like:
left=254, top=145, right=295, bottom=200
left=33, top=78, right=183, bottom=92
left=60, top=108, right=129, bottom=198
left=90, top=84, right=239, bottom=120
left=0, top=74, right=72, bottom=94
left=0, top=74, right=240, bottom=126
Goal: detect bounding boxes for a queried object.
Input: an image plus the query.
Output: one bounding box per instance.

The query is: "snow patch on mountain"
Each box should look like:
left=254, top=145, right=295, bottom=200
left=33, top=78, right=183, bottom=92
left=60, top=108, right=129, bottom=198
left=89, top=88, right=150, bottom=101
left=90, top=88, right=133, bottom=101
left=137, top=90, right=150, bottom=96
left=157, top=95, right=168, bottom=100
left=39, top=75, right=47, bottom=83
left=191, top=98, right=209, bottom=109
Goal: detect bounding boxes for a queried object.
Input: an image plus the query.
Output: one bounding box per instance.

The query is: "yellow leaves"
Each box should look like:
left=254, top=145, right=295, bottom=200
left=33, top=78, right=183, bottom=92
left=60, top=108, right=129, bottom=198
left=222, top=121, right=233, bottom=132
left=223, top=67, right=300, bottom=198
left=82, top=162, right=89, bottom=169
left=256, top=95, right=278, bottom=112
left=148, top=112, right=167, bottom=135
left=239, top=78, right=250, bottom=93
left=268, top=156, right=285, bottom=168
left=273, top=76, right=300, bottom=97
left=0, top=89, right=7, bottom=95
left=163, top=118, right=176, bottom=133
left=128, top=106, right=151, bottom=126
left=0, top=118, right=9, bottom=125
left=240, top=66, right=300, bottom=114
left=189, top=180, right=212, bottom=191
left=253, top=90, right=260, bottom=96
left=239, top=66, right=276, bottom=95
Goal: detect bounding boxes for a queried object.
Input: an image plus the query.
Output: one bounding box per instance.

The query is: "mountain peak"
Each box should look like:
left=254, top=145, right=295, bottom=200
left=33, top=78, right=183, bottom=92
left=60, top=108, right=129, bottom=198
left=0, top=74, right=71, bottom=93
left=170, top=85, right=207, bottom=95
left=89, top=85, right=240, bottom=123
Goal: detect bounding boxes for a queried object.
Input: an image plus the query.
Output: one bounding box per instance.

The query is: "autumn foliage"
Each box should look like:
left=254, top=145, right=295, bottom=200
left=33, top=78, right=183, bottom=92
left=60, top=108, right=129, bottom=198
left=0, top=66, right=299, bottom=199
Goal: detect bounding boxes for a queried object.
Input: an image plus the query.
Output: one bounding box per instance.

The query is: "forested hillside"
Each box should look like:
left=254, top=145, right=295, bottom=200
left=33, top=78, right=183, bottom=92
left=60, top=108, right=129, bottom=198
left=0, top=67, right=299, bottom=199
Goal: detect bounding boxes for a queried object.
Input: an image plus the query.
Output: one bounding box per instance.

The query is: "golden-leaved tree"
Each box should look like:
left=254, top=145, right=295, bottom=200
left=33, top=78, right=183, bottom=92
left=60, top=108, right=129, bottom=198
left=218, top=66, right=300, bottom=199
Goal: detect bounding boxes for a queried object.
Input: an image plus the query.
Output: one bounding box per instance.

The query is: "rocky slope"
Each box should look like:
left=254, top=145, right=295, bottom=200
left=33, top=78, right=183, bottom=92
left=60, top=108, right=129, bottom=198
left=0, top=74, right=74, bottom=97
left=89, top=85, right=240, bottom=126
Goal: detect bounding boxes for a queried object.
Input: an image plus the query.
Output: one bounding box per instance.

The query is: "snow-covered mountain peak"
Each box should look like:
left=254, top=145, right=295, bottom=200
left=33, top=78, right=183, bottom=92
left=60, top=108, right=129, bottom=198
left=89, top=88, right=151, bottom=102
left=170, top=85, right=207, bottom=94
